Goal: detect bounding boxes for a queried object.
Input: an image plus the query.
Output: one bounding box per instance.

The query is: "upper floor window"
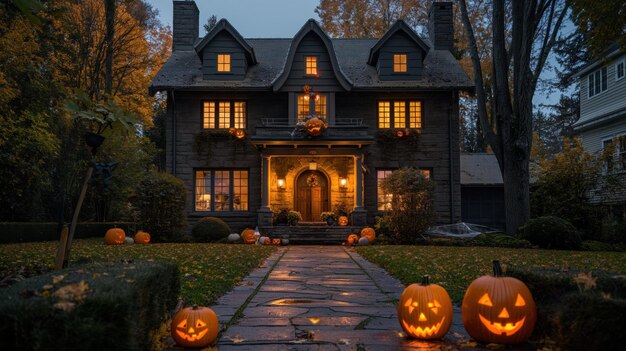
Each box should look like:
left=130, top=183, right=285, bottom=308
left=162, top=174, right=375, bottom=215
left=297, top=93, right=326, bottom=121
left=393, top=54, right=407, bottom=73
left=203, top=101, right=246, bottom=129
left=305, top=56, right=318, bottom=75
left=378, top=100, right=422, bottom=129
left=603, top=135, right=626, bottom=174
left=617, top=60, right=625, bottom=81
left=217, top=54, right=231, bottom=72
left=195, top=169, right=248, bottom=212
left=588, top=67, right=607, bottom=98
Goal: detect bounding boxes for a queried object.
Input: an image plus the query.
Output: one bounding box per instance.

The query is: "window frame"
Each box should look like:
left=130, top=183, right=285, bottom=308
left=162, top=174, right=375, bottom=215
left=217, top=53, right=231, bottom=73
left=296, top=93, right=327, bottom=121
left=305, top=56, right=318, bottom=76
left=377, top=100, right=423, bottom=129
left=202, top=100, right=247, bottom=129
left=616, top=59, right=625, bottom=81
left=588, top=66, right=608, bottom=98
left=376, top=167, right=432, bottom=211
left=602, top=134, right=626, bottom=174
left=194, top=169, right=249, bottom=212
left=393, top=54, right=408, bottom=73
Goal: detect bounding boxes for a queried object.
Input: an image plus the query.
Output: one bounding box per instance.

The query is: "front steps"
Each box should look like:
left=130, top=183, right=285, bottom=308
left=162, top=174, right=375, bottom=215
left=259, top=224, right=361, bottom=244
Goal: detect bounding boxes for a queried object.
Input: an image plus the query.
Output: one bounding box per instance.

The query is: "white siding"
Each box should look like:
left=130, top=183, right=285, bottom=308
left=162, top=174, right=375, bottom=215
left=580, top=118, right=626, bottom=154
left=579, top=52, right=626, bottom=125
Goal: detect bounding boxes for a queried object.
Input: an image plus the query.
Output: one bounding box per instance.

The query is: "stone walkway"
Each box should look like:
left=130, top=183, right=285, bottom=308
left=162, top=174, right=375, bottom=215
left=207, top=246, right=473, bottom=350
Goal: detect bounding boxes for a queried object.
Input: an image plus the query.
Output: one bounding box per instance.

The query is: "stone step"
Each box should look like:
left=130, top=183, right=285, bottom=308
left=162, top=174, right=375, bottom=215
left=259, top=226, right=361, bottom=245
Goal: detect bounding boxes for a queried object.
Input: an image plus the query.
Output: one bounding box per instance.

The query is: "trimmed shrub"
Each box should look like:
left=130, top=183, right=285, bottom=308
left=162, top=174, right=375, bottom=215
left=469, top=232, right=532, bottom=248
left=137, top=171, right=187, bottom=242
left=191, top=217, right=231, bottom=242
left=0, top=260, right=179, bottom=351
left=518, top=216, right=582, bottom=249
left=0, top=222, right=133, bottom=243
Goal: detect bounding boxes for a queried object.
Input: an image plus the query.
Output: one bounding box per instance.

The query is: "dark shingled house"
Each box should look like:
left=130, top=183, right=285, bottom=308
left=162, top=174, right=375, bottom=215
left=150, top=1, right=473, bottom=240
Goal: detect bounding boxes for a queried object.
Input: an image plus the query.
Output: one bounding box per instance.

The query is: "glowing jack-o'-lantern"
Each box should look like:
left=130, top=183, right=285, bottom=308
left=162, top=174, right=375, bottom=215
left=347, top=234, right=358, bottom=245
left=234, top=129, right=246, bottom=140
left=338, top=216, right=349, bottom=226
left=398, top=275, right=453, bottom=340
left=461, top=260, right=536, bottom=344
left=134, top=231, right=150, bottom=244
left=360, top=227, right=375, bottom=242
left=272, top=238, right=281, bottom=245
left=305, top=117, right=326, bottom=136
left=171, top=305, right=218, bottom=348
left=104, top=228, right=125, bottom=245
left=241, top=228, right=256, bottom=244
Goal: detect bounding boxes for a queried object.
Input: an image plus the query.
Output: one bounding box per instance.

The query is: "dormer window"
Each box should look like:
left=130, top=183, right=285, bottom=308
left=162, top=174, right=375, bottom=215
left=305, top=56, right=318, bottom=75
left=217, top=54, right=231, bottom=72
left=393, top=54, right=407, bottom=73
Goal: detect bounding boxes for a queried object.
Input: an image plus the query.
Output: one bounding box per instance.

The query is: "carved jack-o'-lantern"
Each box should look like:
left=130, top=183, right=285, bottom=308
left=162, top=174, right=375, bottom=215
left=104, top=228, right=125, bottom=245
left=338, top=216, right=349, bottom=226
left=347, top=234, right=359, bottom=245
left=396, top=129, right=406, bottom=138
left=462, top=260, right=536, bottom=344
left=360, top=227, right=376, bottom=242
left=134, top=231, right=150, bottom=244
left=305, top=117, right=326, bottom=136
left=171, top=305, right=218, bottom=348
left=272, top=238, right=281, bottom=245
left=241, top=228, right=256, bottom=244
left=398, top=275, right=453, bottom=340
left=234, top=129, right=246, bottom=140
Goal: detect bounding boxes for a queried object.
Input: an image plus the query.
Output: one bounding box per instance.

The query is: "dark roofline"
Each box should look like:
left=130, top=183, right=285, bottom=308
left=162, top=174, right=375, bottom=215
left=368, top=20, right=430, bottom=66
left=272, top=19, right=352, bottom=91
left=194, top=19, right=258, bottom=65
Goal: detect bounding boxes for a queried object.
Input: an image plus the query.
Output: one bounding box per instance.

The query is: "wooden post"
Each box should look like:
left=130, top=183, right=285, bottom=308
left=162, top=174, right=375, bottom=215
left=54, top=224, right=69, bottom=270
left=62, top=166, right=94, bottom=268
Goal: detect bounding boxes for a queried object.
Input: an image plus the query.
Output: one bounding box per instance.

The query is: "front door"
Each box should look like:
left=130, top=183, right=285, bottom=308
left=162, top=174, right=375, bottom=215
left=295, top=170, right=329, bottom=221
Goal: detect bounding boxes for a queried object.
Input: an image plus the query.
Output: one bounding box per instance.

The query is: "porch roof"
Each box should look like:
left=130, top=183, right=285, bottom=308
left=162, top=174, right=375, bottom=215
left=249, top=135, right=374, bottom=147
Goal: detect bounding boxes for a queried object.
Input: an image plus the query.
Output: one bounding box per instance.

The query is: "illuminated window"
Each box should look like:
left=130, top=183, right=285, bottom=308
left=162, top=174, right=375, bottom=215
left=217, top=54, right=231, bottom=72
left=393, top=54, right=407, bottom=73
left=195, top=170, right=248, bottom=211
left=305, top=56, right=317, bottom=75
left=203, top=101, right=245, bottom=128
left=409, top=101, right=422, bottom=128
left=394, top=102, right=405, bottom=129
left=377, top=170, right=394, bottom=210
left=297, top=94, right=327, bottom=121
left=378, top=101, right=391, bottom=128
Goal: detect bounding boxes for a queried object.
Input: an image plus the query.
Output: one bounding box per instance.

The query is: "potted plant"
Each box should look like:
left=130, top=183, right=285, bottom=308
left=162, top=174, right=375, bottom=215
left=273, top=208, right=290, bottom=226
left=321, top=212, right=337, bottom=226
left=287, top=211, right=302, bottom=226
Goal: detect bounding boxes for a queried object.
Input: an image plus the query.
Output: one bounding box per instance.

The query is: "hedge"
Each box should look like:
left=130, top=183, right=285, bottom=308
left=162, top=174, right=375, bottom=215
left=0, top=260, right=179, bottom=351
left=0, top=222, right=134, bottom=243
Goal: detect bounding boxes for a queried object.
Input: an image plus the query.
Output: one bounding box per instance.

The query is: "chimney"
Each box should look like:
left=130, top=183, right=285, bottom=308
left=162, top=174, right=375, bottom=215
left=428, top=2, right=453, bottom=51
left=173, top=1, right=199, bottom=51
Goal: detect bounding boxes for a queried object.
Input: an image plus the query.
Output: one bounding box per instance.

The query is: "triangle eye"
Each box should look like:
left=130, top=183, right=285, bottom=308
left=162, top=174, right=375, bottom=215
left=478, top=293, right=493, bottom=307
left=515, top=294, right=526, bottom=306
left=177, top=319, right=187, bottom=329
left=196, top=319, right=206, bottom=328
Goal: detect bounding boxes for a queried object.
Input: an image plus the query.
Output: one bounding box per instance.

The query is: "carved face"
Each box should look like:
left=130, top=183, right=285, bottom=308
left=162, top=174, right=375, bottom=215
left=171, top=306, right=218, bottom=348
left=338, top=216, right=349, bottom=226
left=305, top=117, right=326, bottom=136
left=360, top=228, right=376, bottom=242
left=272, top=238, right=281, bottom=245
left=104, top=228, right=125, bottom=245
left=398, top=277, right=453, bottom=340
left=462, top=270, right=537, bottom=344
left=347, top=234, right=359, bottom=245
left=234, top=129, right=246, bottom=139
left=134, top=231, right=150, bottom=244
left=241, top=228, right=256, bottom=244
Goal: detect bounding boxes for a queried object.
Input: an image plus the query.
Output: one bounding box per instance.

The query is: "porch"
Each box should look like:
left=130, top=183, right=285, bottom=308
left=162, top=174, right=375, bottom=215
left=259, top=223, right=361, bottom=244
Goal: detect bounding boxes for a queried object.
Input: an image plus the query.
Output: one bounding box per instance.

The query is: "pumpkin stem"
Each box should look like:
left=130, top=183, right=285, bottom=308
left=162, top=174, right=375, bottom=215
left=421, top=275, right=430, bottom=285
left=492, top=260, right=503, bottom=277
left=192, top=304, right=199, bottom=310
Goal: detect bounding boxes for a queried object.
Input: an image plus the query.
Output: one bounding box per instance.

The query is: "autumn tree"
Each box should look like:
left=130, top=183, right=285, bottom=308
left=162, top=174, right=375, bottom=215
left=568, top=0, right=626, bottom=56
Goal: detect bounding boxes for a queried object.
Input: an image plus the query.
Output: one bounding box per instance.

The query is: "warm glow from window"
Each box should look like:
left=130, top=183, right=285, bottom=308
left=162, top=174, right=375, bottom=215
left=409, top=101, right=422, bottom=128
left=195, top=170, right=248, bottom=211
left=378, top=101, right=391, bottom=128
left=394, top=54, right=407, bottom=73
left=204, top=101, right=245, bottom=129
left=377, top=170, right=394, bottom=210
left=394, top=102, right=406, bottom=128
left=234, top=102, right=246, bottom=128
left=218, top=102, right=230, bottom=128
left=297, top=94, right=326, bottom=121
left=305, top=56, right=318, bottom=75
left=203, top=102, right=215, bottom=128
left=217, top=54, right=231, bottom=72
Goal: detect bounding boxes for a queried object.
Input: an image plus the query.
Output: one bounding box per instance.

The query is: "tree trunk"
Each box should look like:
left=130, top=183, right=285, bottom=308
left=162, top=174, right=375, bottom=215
left=502, top=145, right=531, bottom=233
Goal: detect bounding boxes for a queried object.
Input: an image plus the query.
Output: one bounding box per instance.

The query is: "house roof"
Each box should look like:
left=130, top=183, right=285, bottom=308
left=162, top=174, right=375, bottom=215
left=150, top=24, right=473, bottom=94
left=367, top=20, right=430, bottom=65
left=460, top=153, right=503, bottom=185
left=194, top=19, right=257, bottom=65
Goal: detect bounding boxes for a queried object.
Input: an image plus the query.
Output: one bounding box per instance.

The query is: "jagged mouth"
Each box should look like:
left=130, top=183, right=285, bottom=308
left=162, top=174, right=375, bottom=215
left=176, top=329, right=208, bottom=341
left=478, top=314, right=526, bottom=335
left=401, top=316, right=445, bottom=338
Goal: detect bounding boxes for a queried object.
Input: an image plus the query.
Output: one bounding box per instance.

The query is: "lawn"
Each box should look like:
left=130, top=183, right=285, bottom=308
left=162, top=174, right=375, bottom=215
left=356, top=245, right=626, bottom=302
left=0, top=238, right=275, bottom=306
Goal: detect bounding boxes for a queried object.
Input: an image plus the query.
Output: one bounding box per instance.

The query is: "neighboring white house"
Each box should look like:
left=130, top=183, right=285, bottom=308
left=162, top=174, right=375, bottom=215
left=574, top=44, right=626, bottom=206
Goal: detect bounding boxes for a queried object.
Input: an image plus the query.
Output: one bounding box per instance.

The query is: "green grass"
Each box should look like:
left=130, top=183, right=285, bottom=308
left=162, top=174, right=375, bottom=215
left=356, top=245, right=626, bottom=302
left=0, top=238, right=275, bottom=306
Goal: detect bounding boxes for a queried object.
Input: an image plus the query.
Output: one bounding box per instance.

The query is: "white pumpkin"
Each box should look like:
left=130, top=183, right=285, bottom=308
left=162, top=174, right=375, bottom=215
left=281, top=239, right=290, bottom=246
left=227, top=233, right=241, bottom=242
left=358, top=237, right=369, bottom=245
left=124, top=237, right=134, bottom=244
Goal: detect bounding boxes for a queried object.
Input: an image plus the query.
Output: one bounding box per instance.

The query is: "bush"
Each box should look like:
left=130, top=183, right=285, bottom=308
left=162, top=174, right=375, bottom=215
left=272, top=208, right=289, bottom=225
left=519, top=216, right=582, bottom=249
left=378, top=168, right=437, bottom=244
left=0, top=222, right=133, bottom=243
left=0, top=260, right=179, bottom=351
left=137, top=171, right=187, bottom=242
left=191, top=217, right=231, bottom=242
left=469, top=232, right=532, bottom=248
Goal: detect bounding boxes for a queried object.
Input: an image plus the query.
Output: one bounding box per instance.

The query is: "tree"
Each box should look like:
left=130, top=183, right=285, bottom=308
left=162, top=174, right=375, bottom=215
left=459, top=0, right=569, bottom=233
left=203, top=14, right=217, bottom=34
left=568, top=0, right=626, bottom=56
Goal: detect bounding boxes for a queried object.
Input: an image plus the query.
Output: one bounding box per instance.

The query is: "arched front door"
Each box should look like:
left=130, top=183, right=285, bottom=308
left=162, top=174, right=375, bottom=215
left=295, top=170, right=329, bottom=222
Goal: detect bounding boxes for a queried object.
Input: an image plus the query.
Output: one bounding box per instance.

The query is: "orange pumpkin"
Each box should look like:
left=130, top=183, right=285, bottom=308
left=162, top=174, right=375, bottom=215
left=398, top=275, right=453, bottom=340
left=338, top=216, right=349, bottom=226
left=347, top=234, right=359, bottom=245
left=104, top=228, right=125, bottom=245
left=462, top=260, right=537, bottom=344
left=171, top=305, right=218, bottom=348
left=134, top=231, right=150, bottom=244
left=241, top=228, right=256, bottom=244
left=272, top=238, right=281, bottom=245
left=360, top=227, right=375, bottom=242
left=305, top=117, right=326, bottom=136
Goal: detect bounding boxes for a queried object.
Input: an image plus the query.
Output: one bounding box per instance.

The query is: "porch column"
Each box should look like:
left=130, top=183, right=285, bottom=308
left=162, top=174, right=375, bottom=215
left=352, top=155, right=367, bottom=226
left=257, top=155, right=273, bottom=226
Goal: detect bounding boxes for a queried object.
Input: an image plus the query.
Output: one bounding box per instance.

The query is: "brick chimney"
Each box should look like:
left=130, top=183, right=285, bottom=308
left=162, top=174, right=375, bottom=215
left=173, top=1, right=199, bottom=51
left=428, top=2, right=453, bottom=51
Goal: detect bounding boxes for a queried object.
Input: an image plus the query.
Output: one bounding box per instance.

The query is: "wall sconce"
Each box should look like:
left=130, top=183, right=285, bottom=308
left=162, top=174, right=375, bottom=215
left=277, top=178, right=285, bottom=189
left=339, top=177, right=348, bottom=189
left=309, top=161, right=317, bottom=170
